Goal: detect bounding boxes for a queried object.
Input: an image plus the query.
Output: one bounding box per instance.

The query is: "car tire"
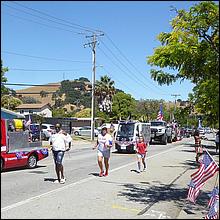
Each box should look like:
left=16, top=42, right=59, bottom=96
left=74, top=131, right=80, bottom=135
left=1, top=158, right=3, bottom=172
left=167, top=136, right=172, bottom=143
left=162, top=134, right=167, bottom=145
left=27, top=154, right=37, bottom=169
left=41, top=133, right=46, bottom=141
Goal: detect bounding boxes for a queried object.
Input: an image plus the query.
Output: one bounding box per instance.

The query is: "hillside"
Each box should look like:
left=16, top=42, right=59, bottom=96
left=16, top=82, right=61, bottom=106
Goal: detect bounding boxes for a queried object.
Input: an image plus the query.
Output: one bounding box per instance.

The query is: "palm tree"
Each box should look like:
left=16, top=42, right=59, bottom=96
left=95, top=75, right=116, bottom=113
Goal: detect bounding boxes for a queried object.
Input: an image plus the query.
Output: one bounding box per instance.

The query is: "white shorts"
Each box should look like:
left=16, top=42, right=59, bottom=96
left=137, top=153, right=146, bottom=159
left=97, top=149, right=110, bottom=159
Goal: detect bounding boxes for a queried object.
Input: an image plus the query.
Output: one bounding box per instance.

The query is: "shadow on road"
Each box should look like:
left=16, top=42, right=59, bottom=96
left=88, top=172, right=100, bottom=177
left=44, top=177, right=58, bottom=182
left=117, top=181, right=210, bottom=215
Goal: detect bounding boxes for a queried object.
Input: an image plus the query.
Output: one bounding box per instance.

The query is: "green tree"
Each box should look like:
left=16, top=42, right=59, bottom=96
left=74, top=108, right=91, bottom=118
left=112, top=92, right=136, bottom=120
left=20, top=96, right=40, bottom=104
left=147, top=1, right=219, bottom=123
left=40, top=90, right=49, bottom=98
left=1, top=61, right=9, bottom=94
left=95, top=75, right=116, bottom=113
left=1, top=95, right=23, bottom=110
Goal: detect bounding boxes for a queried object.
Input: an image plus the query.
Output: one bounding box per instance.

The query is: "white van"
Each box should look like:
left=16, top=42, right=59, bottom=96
left=115, top=121, right=151, bottom=153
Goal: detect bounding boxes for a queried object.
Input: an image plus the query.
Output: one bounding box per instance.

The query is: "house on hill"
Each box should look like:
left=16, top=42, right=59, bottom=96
left=15, top=103, right=52, bottom=117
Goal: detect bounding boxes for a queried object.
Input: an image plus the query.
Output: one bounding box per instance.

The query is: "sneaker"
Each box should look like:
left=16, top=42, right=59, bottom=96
left=104, top=171, right=108, bottom=177
left=54, top=179, right=60, bottom=183
left=99, top=172, right=104, bottom=177
left=143, top=168, right=146, bottom=172
left=60, top=178, right=66, bottom=184
left=137, top=170, right=141, bottom=173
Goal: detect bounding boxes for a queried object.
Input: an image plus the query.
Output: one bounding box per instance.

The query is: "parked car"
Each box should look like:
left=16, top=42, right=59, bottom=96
left=204, top=127, right=211, bottom=134
left=74, top=126, right=99, bottom=137
left=41, top=124, right=56, bottom=140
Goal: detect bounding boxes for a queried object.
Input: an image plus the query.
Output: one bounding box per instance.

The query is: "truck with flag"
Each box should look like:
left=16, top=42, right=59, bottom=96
left=1, top=118, right=48, bottom=171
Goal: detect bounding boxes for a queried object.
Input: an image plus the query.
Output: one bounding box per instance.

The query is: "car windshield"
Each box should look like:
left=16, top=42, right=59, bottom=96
left=50, top=126, right=55, bottom=130
left=117, top=123, right=135, bottom=137
left=151, top=121, right=164, bottom=126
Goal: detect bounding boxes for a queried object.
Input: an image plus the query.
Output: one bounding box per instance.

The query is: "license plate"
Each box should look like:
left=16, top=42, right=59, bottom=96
left=121, top=146, right=126, bottom=150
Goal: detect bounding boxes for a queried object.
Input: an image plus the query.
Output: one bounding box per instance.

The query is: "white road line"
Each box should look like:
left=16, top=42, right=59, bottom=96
left=1, top=144, right=182, bottom=212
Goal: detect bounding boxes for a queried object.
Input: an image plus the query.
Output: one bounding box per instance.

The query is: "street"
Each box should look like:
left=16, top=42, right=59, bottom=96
left=1, top=134, right=218, bottom=219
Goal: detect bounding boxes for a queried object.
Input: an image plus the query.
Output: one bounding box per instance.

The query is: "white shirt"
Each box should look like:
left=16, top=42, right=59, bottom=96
left=49, top=130, right=72, bottom=151
left=97, top=133, right=113, bottom=151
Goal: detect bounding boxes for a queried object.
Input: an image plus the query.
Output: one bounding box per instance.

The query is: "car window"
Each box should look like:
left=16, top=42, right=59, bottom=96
left=50, top=126, right=55, bottom=129
left=42, top=125, right=47, bottom=129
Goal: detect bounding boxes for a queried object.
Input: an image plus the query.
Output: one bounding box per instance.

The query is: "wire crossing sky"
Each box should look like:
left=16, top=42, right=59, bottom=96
left=1, top=1, right=200, bottom=101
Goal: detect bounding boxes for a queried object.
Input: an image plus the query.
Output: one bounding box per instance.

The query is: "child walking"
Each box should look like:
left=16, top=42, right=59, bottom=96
left=135, top=136, right=147, bottom=173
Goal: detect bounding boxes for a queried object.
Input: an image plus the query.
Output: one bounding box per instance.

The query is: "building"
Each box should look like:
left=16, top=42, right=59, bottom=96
left=15, top=103, right=52, bottom=117
left=1, top=108, right=25, bottom=120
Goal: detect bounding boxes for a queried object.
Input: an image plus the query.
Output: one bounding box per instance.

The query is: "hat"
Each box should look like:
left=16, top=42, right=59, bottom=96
left=55, top=123, right=61, bottom=128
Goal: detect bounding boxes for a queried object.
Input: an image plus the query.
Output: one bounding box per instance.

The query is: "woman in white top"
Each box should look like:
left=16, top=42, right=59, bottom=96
left=93, top=127, right=113, bottom=177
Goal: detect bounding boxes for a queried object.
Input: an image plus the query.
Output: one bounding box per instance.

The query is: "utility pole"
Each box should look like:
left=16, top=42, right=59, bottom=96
left=171, top=94, right=181, bottom=121
left=84, top=33, right=104, bottom=140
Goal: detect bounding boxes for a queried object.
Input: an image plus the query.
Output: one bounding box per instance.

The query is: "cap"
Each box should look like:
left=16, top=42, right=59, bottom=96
left=55, top=123, right=61, bottom=128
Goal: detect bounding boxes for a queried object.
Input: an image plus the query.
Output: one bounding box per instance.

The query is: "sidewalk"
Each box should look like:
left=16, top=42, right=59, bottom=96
left=2, top=137, right=219, bottom=219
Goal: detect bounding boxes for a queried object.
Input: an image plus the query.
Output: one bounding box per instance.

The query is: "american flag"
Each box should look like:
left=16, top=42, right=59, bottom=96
left=187, top=180, right=205, bottom=203
left=187, top=151, right=219, bottom=203
left=208, top=187, right=219, bottom=208
left=157, top=104, right=163, bottom=121
left=191, top=152, right=219, bottom=186
left=205, top=193, right=219, bottom=219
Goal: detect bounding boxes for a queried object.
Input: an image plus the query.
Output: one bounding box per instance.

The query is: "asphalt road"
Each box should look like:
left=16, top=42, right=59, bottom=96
left=1, top=138, right=192, bottom=209
left=1, top=134, right=218, bottom=219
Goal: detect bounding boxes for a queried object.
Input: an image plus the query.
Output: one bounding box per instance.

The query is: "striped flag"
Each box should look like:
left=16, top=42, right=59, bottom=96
left=205, top=192, right=219, bottom=219
left=187, top=180, right=205, bottom=203
left=191, top=152, right=219, bottom=186
left=187, top=151, right=219, bottom=203
left=208, top=187, right=219, bottom=208
left=157, top=104, right=163, bottom=121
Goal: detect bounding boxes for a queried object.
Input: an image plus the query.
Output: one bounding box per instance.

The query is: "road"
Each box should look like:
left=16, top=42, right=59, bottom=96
left=1, top=134, right=218, bottom=219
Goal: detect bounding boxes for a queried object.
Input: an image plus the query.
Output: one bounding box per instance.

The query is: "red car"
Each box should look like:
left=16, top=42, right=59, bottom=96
left=1, top=119, right=48, bottom=171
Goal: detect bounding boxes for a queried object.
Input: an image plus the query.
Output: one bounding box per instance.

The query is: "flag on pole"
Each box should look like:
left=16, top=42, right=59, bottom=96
left=187, top=180, right=205, bottom=203
left=207, top=187, right=219, bottom=208
left=191, top=151, right=219, bottom=186
left=187, top=151, right=219, bottom=203
left=157, top=104, right=163, bottom=121
left=205, top=192, right=219, bottom=219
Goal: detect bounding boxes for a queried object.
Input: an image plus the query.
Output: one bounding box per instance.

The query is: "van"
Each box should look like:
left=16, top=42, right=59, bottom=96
left=115, top=121, right=151, bottom=153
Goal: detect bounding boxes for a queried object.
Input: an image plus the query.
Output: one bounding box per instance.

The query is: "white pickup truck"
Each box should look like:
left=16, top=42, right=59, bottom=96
left=150, top=120, right=174, bottom=145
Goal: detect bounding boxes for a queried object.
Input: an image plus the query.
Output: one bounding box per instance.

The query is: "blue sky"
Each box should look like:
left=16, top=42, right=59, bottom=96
left=1, top=1, right=202, bottom=101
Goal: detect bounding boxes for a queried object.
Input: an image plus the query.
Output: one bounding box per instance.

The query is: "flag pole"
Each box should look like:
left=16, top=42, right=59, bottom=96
left=204, top=148, right=219, bottom=168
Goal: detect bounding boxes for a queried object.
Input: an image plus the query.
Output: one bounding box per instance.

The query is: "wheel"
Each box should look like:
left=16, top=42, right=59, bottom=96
left=74, top=131, right=79, bottom=135
left=27, top=155, right=37, bottom=168
left=1, top=158, right=3, bottom=171
left=162, top=134, right=167, bottom=145
left=41, top=133, right=46, bottom=140
left=167, top=136, right=172, bottom=143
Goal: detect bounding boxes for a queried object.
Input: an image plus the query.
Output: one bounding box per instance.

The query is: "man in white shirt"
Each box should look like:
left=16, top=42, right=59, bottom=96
left=49, top=123, right=72, bottom=184
left=93, top=126, right=113, bottom=177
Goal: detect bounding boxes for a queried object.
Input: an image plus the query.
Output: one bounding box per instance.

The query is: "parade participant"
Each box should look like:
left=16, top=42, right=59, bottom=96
left=49, top=123, right=72, bottom=184
left=194, top=129, right=203, bottom=163
left=135, top=136, right=147, bottom=173
left=93, top=126, right=113, bottom=177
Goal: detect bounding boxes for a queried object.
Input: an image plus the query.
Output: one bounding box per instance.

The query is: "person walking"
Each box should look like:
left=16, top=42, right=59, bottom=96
left=194, top=129, right=203, bottom=163
left=215, top=130, right=219, bottom=153
left=49, top=123, right=72, bottom=184
left=93, top=126, right=113, bottom=177
left=135, top=136, right=147, bottom=173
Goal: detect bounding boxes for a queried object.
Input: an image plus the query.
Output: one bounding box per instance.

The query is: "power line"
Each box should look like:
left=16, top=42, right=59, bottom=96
left=97, top=45, right=167, bottom=97
left=10, top=1, right=103, bottom=34
left=2, top=83, right=61, bottom=87
left=3, top=11, right=87, bottom=36
left=103, top=34, right=169, bottom=94
left=9, top=68, right=90, bottom=71
left=2, top=3, right=89, bottom=34
left=2, top=51, right=91, bottom=63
